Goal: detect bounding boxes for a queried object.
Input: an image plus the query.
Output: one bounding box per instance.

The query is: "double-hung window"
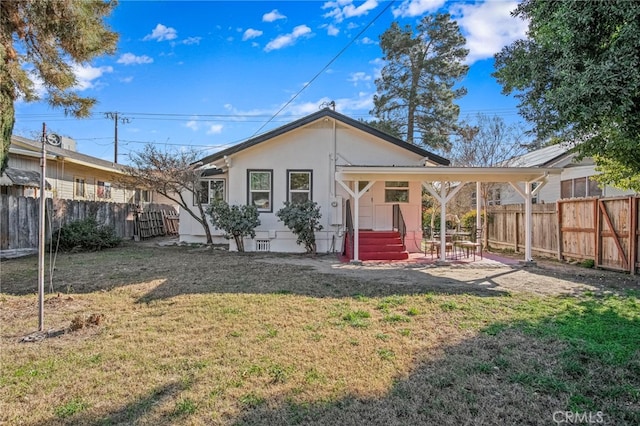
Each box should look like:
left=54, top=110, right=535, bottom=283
left=561, top=177, right=602, bottom=199
left=248, top=170, right=272, bottom=212
left=385, top=181, right=409, bottom=203
left=196, top=179, right=225, bottom=205
left=97, top=181, right=112, bottom=199
left=74, top=177, right=86, bottom=199
left=287, top=170, right=312, bottom=203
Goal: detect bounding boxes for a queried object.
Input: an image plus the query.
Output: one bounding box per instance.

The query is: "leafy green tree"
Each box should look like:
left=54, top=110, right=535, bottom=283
left=0, top=0, right=118, bottom=173
left=276, top=200, right=323, bottom=254
left=592, top=156, right=640, bottom=193
left=207, top=201, right=260, bottom=252
left=372, top=14, right=469, bottom=151
left=123, top=144, right=214, bottom=244
left=494, top=0, right=640, bottom=187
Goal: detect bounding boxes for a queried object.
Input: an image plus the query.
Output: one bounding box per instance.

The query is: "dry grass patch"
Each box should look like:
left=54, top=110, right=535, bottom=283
left=1, top=244, right=638, bottom=425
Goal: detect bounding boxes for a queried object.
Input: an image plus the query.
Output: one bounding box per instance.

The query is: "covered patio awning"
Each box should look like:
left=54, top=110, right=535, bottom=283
left=335, top=165, right=562, bottom=264
left=0, top=168, right=51, bottom=189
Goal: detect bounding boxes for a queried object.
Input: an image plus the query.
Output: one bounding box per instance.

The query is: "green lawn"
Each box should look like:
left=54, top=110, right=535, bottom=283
left=0, top=245, right=638, bottom=425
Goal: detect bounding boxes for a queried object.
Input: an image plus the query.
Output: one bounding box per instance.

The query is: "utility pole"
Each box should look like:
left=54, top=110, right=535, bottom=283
left=104, top=112, right=130, bottom=163
left=38, top=123, right=47, bottom=331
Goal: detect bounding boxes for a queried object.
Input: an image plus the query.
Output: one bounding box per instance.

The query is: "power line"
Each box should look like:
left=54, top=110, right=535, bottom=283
left=250, top=0, right=397, bottom=137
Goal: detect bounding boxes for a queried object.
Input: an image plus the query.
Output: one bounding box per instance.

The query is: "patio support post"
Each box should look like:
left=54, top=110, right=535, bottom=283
left=353, top=181, right=360, bottom=262
left=423, top=181, right=468, bottom=262
left=524, top=181, right=533, bottom=262
left=336, top=178, right=374, bottom=263
left=440, top=183, right=447, bottom=261
left=476, top=181, right=482, bottom=232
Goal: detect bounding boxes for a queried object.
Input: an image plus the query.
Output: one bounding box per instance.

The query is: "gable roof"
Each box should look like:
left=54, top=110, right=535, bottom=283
left=197, top=109, right=450, bottom=166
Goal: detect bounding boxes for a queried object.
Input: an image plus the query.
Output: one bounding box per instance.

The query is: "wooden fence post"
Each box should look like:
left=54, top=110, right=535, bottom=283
left=557, top=200, right=563, bottom=261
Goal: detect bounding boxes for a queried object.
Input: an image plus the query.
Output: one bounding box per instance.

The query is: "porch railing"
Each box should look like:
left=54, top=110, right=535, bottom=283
left=392, top=204, right=407, bottom=250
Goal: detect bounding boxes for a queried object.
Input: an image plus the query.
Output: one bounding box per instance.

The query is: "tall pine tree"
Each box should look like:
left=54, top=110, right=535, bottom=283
left=372, top=14, right=469, bottom=152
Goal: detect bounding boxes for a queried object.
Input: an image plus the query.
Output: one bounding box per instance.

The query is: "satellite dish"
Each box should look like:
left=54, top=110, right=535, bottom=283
left=46, top=133, right=61, bottom=146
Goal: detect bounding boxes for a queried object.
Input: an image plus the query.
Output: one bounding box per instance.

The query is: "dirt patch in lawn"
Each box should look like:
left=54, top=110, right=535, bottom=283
left=2, top=239, right=638, bottom=299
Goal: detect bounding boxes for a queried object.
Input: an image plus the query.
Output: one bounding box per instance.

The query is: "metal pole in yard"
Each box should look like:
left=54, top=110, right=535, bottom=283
left=38, top=123, right=47, bottom=331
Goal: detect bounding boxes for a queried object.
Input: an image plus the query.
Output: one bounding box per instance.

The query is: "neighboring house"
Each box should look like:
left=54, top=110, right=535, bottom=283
left=498, top=144, right=637, bottom=205
left=180, top=108, right=450, bottom=254
left=1, top=135, right=174, bottom=207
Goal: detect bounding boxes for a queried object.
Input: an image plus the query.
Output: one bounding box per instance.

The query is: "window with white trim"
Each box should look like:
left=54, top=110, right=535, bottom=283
left=96, top=181, right=112, bottom=199
left=385, top=181, right=409, bottom=203
left=560, top=177, right=602, bottom=199
left=74, top=177, right=86, bottom=199
left=248, top=170, right=272, bottom=212
left=134, top=189, right=151, bottom=204
left=287, top=170, right=312, bottom=203
left=195, top=179, right=225, bottom=205
left=487, top=188, right=501, bottom=206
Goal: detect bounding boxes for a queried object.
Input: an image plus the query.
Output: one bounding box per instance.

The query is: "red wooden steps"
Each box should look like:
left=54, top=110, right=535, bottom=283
left=344, top=230, right=409, bottom=261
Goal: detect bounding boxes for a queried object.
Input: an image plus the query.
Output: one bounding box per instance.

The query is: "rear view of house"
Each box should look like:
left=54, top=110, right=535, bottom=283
left=179, top=108, right=449, bottom=256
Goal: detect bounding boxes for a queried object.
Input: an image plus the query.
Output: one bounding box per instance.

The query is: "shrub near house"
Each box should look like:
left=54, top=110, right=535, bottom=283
left=276, top=200, right=323, bottom=254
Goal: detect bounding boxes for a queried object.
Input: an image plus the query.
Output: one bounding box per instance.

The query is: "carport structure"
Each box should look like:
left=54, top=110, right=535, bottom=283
left=336, top=166, right=562, bottom=263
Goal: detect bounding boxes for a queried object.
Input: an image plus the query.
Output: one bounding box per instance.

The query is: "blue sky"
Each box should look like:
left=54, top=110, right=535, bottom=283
left=13, top=0, right=528, bottom=163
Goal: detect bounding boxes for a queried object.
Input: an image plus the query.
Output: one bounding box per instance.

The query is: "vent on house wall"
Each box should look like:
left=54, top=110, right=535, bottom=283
left=255, top=239, right=270, bottom=252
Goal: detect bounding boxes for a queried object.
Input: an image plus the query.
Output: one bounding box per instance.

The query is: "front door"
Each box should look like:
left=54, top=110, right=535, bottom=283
left=357, top=181, right=374, bottom=230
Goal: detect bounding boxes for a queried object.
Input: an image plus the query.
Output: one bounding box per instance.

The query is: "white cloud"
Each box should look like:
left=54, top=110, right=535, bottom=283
left=143, top=24, right=178, bottom=41
left=181, top=37, right=202, bottom=45
left=207, top=124, right=223, bottom=135
left=186, top=120, right=199, bottom=131
left=286, top=94, right=373, bottom=115
left=120, top=76, right=134, bottom=83
left=72, top=63, right=113, bottom=91
left=326, top=24, right=339, bottom=36
left=117, top=53, right=153, bottom=65
left=360, top=36, right=376, bottom=45
left=186, top=120, right=223, bottom=134
left=264, top=25, right=312, bottom=52
left=323, top=0, right=378, bottom=22
left=392, top=0, right=445, bottom=18
left=243, top=28, right=263, bottom=41
left=348, top=71, right=372, bottom=86
left=263, top=9, right=286, bottom=22
left=452, top=1, right=527, bottom=64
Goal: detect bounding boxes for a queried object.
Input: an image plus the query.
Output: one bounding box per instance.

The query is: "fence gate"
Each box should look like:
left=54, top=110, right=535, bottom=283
left=596, top=197, right=634, bottom=273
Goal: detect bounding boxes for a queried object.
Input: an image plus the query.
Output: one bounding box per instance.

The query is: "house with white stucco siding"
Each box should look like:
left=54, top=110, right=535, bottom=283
left=178, top=108, right=449, bottom=257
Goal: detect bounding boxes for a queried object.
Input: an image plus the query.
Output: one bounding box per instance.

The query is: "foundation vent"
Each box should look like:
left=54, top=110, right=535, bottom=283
left=255, top=239, right=271, bottom=252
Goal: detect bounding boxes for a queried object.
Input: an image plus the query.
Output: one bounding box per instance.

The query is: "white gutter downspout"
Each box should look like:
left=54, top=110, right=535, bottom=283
left=332, top=118, right=337, bottom=197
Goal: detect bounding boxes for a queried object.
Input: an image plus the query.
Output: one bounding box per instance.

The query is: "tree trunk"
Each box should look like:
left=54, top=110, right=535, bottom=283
left=234, top=235, right=244, bottom=252
left=0, top=82, right=14, bottom=173
left=195, top=199, right=213, bottom=244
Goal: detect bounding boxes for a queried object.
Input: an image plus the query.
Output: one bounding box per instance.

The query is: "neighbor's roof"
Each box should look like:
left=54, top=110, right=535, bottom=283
left=197, top=109, right=450, bottom=166
left=10, top=135, right=126, bottom=173
left=508, top=144, right=573, bottom=167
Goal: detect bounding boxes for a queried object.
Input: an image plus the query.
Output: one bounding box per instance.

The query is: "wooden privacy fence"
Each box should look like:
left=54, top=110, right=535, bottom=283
left=0, top=195, right=178, bottom=250
left=487, top=196, right=640, bottom=274
left=487, top=203, right=558, bottom=257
